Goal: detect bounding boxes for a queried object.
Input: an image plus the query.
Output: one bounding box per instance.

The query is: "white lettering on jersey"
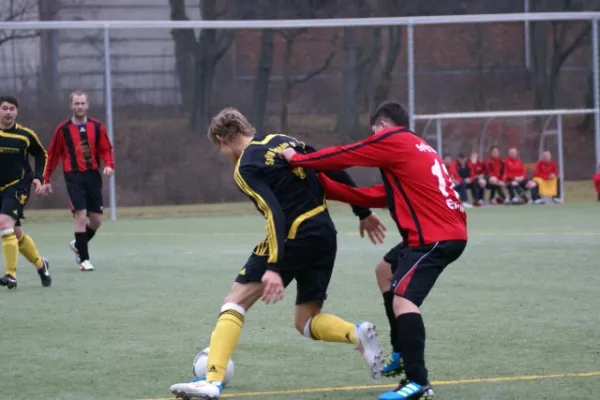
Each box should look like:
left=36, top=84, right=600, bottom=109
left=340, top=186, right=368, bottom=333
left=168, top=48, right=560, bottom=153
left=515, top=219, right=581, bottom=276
left=416, top=142, right=437, bottom=153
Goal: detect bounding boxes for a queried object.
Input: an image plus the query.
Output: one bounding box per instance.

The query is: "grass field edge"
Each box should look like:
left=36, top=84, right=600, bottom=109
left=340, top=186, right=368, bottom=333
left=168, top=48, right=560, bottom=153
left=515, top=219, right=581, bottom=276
left=137, top=370, right=600, bottom=400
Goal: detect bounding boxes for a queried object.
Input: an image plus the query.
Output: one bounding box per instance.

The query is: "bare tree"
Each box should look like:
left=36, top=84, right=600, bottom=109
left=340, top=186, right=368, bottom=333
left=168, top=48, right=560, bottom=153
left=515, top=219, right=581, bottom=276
left=169, top=0, right=234, bottom=130
left=38, top=0, right=60, bottom=101
left=530, top=0, right=594, bottom=110
left=275, top=0, right=337, bottom=133
left=0, top=0, right=37, bottom=47
left=252, top=0, right=278, bottom=135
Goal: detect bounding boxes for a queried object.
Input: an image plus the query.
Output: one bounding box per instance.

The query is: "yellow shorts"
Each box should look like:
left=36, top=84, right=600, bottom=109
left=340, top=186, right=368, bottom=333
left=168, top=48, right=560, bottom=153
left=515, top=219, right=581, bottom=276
left=533, top=177, right=557, bottom=197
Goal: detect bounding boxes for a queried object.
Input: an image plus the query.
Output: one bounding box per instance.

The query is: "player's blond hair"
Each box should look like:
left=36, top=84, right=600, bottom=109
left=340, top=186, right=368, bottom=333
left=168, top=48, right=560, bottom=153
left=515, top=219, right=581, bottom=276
left=207, top=107, right=256, bottom=144
left=69, top=90, right=88, bottom=103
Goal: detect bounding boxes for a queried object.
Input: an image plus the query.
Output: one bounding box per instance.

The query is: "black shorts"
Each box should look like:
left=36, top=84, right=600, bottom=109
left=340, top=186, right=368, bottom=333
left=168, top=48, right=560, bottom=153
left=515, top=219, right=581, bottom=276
left=0, top=180, right=31, bottom=225
left=235, top=234, right=337, bottom=306
left=383, top=243, right=403, bottom=273
left=389, top=240, right=467, bottom=307
left=508, top=178, right=528, bottom=188
left=65, top=170, right=103, bottom=214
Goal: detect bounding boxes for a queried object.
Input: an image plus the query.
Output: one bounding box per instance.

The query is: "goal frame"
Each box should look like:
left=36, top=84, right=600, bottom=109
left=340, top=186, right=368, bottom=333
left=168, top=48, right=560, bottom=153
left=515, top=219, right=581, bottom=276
left=414, top=109, right=597, bottom=202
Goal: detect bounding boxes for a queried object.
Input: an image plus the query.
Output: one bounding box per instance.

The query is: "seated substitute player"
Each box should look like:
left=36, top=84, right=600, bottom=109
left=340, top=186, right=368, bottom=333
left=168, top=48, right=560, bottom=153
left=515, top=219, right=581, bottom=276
left=452, top=153, right=480, bottom=207
left=443, top=154, right=472, bottom=208
left=504, top=147, right=540, bottom=204
left=0, top=95, right=51, bottom=289
left=169, top=108, right=386, bottom=400
left=42, top=91, right=114, bottom=271
left=466, top=152, right=485, bottom=206
left=484, top=146, right=507, bottom=204
left=532, top=150, right=560, bottom=203
left=281, top=101, right=468, bottom=400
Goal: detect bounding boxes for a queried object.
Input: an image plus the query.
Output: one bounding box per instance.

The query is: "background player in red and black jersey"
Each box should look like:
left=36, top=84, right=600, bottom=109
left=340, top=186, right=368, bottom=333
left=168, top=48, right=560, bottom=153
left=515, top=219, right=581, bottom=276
left=42, top=91, right=114, bottom=272
left=0, top=95, right=51, bottom=289
left=281, top=101, right=467, bottom=400
left=452, top=153, right=482, bottom=206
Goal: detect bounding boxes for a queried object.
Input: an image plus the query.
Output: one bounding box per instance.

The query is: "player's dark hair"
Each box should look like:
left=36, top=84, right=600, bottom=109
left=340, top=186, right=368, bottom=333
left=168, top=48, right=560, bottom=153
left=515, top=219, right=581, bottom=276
left=370, top=101, right=409, bottom=128
left=0, top=95, right=18, bottom=108
left=489, top=146, right=499, bottom=153
left=208, top=107, right=256, bottom=144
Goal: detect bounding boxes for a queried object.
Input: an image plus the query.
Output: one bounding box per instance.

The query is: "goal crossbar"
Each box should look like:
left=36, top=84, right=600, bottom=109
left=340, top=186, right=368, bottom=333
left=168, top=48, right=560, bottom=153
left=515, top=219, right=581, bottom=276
left=414, top=108, right=598, bottom=202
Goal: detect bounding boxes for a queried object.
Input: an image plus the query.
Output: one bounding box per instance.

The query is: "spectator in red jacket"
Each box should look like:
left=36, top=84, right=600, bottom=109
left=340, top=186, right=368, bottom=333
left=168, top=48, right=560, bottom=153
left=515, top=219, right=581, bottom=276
left=533, top=150, right=559, bottom=203
left=594, top=164, right=600, bottom=201
left=467, top=152, right=485, bottom=204
left=484, top=146, right=507, bottom=204
left=504, top=147, right=540, bottom=204
left=444, top=155, right=472, bottom=208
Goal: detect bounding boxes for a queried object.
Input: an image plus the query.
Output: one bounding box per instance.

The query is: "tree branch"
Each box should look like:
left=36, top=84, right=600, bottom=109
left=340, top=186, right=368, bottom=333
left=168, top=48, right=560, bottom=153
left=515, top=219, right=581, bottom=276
left=290, top=50, right=336, bottom=88
left=0, top=32, right=39, bottom=47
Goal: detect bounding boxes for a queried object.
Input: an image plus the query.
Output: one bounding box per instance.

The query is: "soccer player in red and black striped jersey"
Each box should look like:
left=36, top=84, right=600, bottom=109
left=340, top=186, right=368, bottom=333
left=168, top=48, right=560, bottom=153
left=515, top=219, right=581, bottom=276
left=281, top=101, right=468, bottom=400
left=42, top=91, right=114, bottom=272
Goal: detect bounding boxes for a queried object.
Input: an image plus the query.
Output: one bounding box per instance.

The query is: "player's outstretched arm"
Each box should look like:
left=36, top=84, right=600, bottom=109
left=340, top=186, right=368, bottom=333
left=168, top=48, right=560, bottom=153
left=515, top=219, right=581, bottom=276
left=281, top=130, right=401, bottom=170
left=25, top=129, right=48, bottom=194
left=234, top=164, right=286, bottom=266
left=319, top=173, right=388, bottom=209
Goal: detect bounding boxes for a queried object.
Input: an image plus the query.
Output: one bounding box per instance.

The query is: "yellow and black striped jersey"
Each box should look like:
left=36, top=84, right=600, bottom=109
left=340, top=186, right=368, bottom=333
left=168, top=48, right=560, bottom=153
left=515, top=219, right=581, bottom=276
left=234, top=133, right=371, bottom=266
left=0, top=123, right=47, bottom=189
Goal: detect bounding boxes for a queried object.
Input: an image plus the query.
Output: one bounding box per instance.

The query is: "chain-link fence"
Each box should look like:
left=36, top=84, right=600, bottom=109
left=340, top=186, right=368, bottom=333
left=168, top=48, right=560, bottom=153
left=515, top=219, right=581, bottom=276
left=1, top=3, right=599, bottom=215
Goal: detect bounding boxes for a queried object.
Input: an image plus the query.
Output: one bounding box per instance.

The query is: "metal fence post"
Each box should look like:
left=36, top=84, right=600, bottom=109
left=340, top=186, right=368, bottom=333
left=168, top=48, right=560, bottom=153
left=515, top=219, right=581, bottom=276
left=592, top=18, right=600, bottom=169
left=407, top=22, right=415, bottom=131
left=103, top=25, right=117, bottom=220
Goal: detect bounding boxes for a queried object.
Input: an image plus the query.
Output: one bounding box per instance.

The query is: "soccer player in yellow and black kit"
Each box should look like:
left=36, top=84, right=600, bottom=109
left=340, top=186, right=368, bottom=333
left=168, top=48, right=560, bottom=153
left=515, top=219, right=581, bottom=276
left=0, top=95, right=51, bottom=289
left=169, top=108, right=386, bottom=399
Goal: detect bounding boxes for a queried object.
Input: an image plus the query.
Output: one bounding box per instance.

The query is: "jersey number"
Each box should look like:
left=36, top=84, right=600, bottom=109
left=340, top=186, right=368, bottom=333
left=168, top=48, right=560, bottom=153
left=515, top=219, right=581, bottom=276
left=431, top=159, right=458, bottom=198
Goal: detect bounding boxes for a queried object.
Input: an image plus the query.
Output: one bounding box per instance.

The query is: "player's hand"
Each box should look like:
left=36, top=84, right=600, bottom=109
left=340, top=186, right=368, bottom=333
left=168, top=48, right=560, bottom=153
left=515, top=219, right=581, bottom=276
left=279, top=148, right=297, bottom=162
left=549, top=173, right=556, bottom=179
left=103, top=167, right=114, bottom=177
left=359, top=212, right=386, bottom=244
left=41, top=183, right=52, bottom=195
left=464, top=178, right=472, bottom=184
left=32, top=179, right=43, bottom=195
left=261, top=270, right=284, bottom=305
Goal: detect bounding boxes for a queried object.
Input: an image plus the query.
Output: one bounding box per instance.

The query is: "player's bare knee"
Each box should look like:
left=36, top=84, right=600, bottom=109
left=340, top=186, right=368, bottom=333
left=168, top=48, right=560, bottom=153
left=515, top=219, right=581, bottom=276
left=375, top=259, right=393, bottom=292
left=224, top=282, right=262, bottom=311
left=88, top=213, right=103, bottom=230
left=294, top=302, right=321, bottom=335
left=393, top=294, right=420, bottom=316
left=0, top=214, right=16, bottom=231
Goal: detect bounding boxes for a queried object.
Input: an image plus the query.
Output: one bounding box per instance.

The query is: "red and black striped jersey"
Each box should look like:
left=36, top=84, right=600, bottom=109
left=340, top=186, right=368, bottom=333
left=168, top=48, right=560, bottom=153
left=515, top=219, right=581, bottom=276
left=43, top=117, right=114, bottom=183
left=290, top=127, right=468, bottom=247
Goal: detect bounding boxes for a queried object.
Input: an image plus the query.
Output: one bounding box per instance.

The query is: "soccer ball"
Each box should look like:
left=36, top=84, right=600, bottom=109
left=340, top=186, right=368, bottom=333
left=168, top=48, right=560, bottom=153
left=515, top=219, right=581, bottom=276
left=192, top=347, right=234, bottom=386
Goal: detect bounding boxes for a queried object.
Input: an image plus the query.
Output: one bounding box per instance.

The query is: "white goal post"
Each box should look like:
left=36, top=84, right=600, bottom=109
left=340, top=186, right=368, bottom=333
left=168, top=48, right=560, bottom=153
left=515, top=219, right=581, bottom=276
left=414, top=109, right=597, bottom=202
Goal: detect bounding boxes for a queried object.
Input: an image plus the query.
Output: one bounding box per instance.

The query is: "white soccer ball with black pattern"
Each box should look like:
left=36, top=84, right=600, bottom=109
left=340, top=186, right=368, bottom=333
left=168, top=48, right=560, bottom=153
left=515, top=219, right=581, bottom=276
left=192, top=347, right=234, bottom=386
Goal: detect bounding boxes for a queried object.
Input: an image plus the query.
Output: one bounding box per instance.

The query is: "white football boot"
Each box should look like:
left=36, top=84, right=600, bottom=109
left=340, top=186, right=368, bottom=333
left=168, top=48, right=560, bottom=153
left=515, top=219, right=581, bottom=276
left=170, top=380, right=223, bottom=399
left=79, top=260, right=95, bottom=272
left=69, top=240, right=81, bottom=263
left=355, top=321, right=384, bottom=380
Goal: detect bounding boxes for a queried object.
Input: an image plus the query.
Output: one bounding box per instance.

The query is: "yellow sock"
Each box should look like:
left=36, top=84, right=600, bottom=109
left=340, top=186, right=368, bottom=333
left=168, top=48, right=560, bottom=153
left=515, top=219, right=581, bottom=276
left=18, top=234, right=43, bottom=268
left=205, top=303, right=245, bottom=383
left=307, top=313, right=357, bottom=344
left=2, top=230, right=19, bottom=278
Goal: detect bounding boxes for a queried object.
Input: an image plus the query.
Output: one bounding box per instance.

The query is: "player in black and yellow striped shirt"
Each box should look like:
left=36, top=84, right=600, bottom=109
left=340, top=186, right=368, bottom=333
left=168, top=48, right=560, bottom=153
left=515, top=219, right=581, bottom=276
left=0, top=95, right=51, bottom=289
left=169, top=108, right=387, bottom=400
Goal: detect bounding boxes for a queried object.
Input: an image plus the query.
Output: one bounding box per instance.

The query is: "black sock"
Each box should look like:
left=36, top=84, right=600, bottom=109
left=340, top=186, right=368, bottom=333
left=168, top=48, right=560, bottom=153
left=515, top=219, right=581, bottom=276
left=531, top=186, right=540, bottom=200
left=383, top=291, right=401, bottom=353
left=86, top=226, right=97, bottom=241
left=74, top=232, right=90, bottom=262
left=396, top=313, right=428, bottom=385
left=507, top=185, right=516, bottom=199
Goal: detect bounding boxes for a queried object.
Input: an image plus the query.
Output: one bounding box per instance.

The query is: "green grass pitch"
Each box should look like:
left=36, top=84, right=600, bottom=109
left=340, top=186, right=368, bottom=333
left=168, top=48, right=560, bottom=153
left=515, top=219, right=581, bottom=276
left=1, top=203, right=600, bottom=400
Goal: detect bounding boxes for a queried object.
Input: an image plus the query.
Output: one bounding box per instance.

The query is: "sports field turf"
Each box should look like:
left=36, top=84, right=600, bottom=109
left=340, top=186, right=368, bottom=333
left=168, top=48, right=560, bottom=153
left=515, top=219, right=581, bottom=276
left=2, top=203, right=599, bottom=400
